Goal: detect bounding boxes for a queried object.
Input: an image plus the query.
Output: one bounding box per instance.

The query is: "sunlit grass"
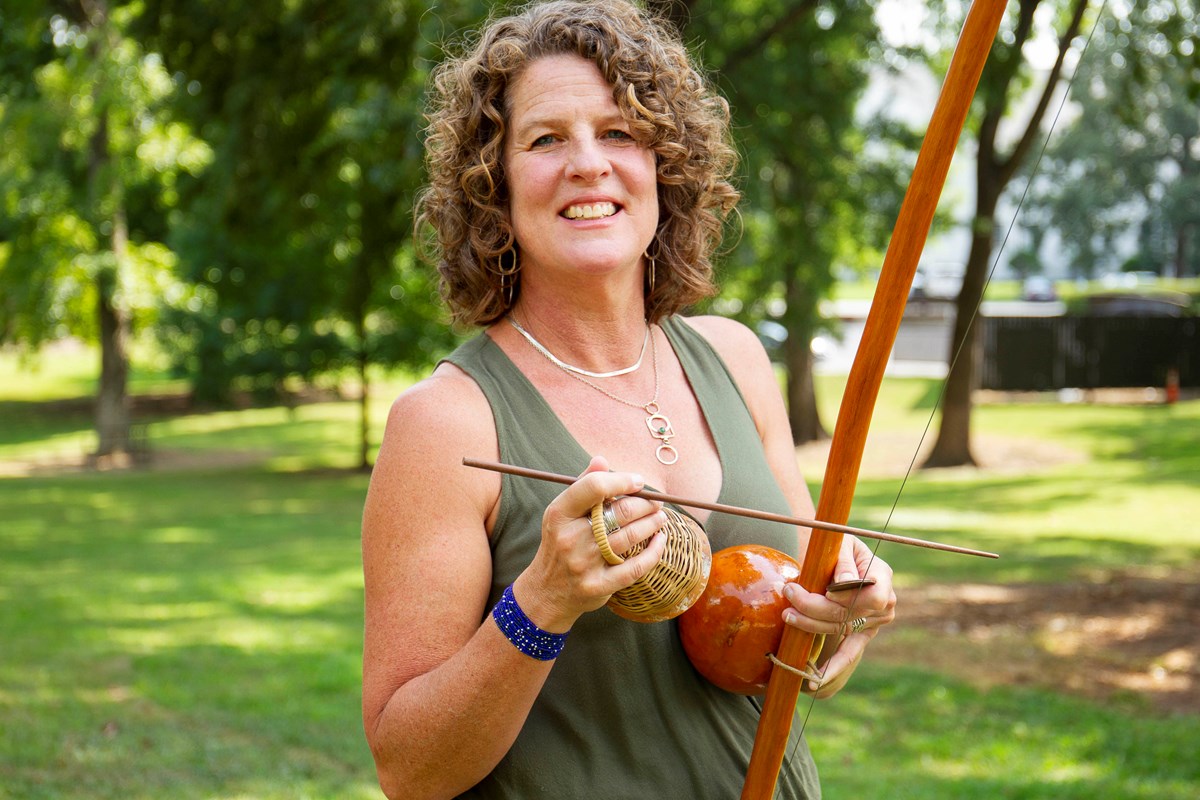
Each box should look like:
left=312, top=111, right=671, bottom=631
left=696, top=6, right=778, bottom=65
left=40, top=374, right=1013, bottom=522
left=0, top=344, right=412, bottom=468
left=832, top=275, right=1200, bottom=304
left=0, top=342, right=187, bottom=401
left=0, top=468, right=380, bottom=800
left=807, top=664, right=1199, bottom=799
left=805, top=374, right=1200, bottom=585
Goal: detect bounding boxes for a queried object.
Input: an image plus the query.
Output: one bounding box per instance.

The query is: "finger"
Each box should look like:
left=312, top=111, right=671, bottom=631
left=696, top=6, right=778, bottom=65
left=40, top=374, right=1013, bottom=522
left=863, top=558, right=898, bottom=611
left=781, top=584, right=848, bottom=636
left=846, top=585, right=897, bottom=621
left=604, top=506, right=666, bottom=557
left=605, top=529, right=668, bottom=590
left=806, top=633, right=869, bottom=697
left=603, top=494, right=664, bottom=531
left=842, top=562, right=897, bottom=619
left=832, top=549, right=861, bottom=589
left=547, top=457, right=647, bottom=523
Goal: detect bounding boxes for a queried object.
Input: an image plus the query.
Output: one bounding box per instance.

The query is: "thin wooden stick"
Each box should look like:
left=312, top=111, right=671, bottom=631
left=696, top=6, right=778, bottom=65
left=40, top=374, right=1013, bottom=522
left=463, top=458, right=998, bottom=559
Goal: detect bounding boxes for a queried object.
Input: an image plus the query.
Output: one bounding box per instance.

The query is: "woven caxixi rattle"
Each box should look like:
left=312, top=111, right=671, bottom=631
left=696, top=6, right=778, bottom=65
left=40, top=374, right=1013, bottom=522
left=590, top=502, right=712, bottom=623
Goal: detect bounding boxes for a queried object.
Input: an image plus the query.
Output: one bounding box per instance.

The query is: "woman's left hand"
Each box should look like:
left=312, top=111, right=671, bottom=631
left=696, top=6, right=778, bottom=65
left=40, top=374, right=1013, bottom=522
left=780, top=536, right=896, bottom=698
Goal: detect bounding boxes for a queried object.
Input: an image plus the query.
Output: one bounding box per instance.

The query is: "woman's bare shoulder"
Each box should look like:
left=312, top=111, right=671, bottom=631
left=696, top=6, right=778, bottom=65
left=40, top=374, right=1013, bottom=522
left=370, top=361, right=500, bottom=525
left=387, top=361, right=493, bottom=433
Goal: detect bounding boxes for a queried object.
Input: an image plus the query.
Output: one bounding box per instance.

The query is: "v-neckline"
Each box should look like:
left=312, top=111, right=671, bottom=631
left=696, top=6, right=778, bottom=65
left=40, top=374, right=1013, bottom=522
left=482, top=318, right=728, bottom=524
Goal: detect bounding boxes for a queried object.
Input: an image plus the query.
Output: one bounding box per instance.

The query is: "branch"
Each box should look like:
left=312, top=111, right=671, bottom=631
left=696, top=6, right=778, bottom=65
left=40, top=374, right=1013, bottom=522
left=976, top=0, right=1037, bottom=161
left=718, top=0, right=819, bottom=76
left=998, top=0, right=1091, bottom=185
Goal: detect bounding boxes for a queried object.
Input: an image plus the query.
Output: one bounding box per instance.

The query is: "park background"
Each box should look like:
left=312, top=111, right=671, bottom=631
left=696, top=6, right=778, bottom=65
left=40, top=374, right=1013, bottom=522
left=1, top=0, right=1198, bottom=798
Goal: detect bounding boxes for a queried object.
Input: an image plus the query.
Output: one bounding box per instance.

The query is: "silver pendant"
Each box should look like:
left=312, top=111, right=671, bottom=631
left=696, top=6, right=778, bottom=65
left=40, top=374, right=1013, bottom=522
left=644, top=403, right=679, bottom=465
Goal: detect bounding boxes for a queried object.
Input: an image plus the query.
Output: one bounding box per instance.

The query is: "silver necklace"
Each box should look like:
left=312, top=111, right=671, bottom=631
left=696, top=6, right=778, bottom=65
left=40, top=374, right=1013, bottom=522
left=508, top=316, right=650, bottom=378
left=509, top=315, right=679, bottom=466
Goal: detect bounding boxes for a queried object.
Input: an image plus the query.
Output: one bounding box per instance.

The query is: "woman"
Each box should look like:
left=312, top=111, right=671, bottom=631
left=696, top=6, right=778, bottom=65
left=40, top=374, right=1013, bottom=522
left=361, top=2, right=896, bottom=797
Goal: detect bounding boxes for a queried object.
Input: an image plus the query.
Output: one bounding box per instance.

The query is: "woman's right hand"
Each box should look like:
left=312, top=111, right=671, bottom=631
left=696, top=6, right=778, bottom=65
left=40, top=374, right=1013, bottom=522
left=513, top=455, right=668, bottom=632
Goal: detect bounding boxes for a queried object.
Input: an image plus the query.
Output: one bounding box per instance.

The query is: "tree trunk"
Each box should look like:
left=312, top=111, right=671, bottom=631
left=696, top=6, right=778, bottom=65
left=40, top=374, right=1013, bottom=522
left=785, top=333, right=827, bottom=445
left=782, top=276, right=828, bottom=444
left=921, top=0, right=1089, bottom=470
left=922, top=176, right=1001, bottom=468
left=89, top=87, right=132, bottom=459
left=358, top=331, right=371, bottom=471
left=95, top=206, right=132, bottom=459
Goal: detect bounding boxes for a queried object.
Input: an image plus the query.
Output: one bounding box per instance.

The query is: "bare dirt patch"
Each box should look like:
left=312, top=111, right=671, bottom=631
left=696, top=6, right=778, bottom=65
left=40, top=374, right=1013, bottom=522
left=869, top=568, right=1200, bottom=714
left=794, top=430, right=1086, bottom=480
left=0, top=447, right=268, bottom=477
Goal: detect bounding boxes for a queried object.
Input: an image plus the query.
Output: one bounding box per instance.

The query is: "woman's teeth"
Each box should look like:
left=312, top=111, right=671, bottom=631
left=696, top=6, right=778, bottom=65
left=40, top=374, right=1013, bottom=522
left=564, top=202, right=616, bottom=220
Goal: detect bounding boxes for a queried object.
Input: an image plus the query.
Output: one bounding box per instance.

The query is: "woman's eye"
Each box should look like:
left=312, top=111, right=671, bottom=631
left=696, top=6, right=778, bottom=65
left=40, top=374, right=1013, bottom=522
left=532, top=134, right=556, bottom=147
left=603, top=129, right=633, bottom=141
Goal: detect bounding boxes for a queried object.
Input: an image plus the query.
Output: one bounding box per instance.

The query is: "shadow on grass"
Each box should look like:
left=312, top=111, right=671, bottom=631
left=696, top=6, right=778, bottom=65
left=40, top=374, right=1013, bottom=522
left=906, top=378, right=946, bottom=412
left=0, top=394, right=364, bottom=467
left=2, top=426, right=1195, bottom=798
left=0, top=641, right=381, bottom=800
left=0, top=399, right=94, bottom=448
left=1063, top=406, right=1200, bottom=487
left=890, top=380, right=1198, bottom=492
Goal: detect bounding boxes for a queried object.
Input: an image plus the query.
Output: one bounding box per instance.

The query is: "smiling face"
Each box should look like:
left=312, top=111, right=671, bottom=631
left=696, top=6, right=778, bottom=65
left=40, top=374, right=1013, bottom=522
left=503, top=54, right=659, bottom=292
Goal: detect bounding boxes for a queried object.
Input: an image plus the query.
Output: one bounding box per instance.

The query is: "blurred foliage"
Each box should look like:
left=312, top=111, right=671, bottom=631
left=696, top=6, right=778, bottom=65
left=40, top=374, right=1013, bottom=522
left=1017, top=0, right=1199, bottom=280
left=132, top=0, right=478, bottom=402
left=655, top=0, right=912, bottom=440
left=0, top=1, right=208, bottom=347
left=3, top=0, right=912, bottom=448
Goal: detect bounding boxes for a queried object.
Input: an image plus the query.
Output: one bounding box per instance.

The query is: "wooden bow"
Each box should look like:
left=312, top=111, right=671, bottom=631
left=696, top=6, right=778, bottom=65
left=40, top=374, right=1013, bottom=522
left=740, top=2, right=1010, bottom=797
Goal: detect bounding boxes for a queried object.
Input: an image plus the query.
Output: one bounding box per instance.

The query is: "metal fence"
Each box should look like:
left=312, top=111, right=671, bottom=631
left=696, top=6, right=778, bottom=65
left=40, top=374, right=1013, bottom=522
left=980, top=316, right=1199, bottom=391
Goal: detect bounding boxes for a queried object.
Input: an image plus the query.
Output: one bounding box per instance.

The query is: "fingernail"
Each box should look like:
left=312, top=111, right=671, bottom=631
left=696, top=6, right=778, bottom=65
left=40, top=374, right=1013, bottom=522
left=783, top=610, right=798, bottom=625
left=631, top=474, right=645, bottom=489
left=783, top=584, right=797, bottom=601
left=808, top=680, right=821, bottom=692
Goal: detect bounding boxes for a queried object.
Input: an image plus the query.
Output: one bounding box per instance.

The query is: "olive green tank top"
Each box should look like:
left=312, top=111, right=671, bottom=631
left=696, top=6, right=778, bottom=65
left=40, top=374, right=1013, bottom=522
left=445, top=316, right=821, bottom=799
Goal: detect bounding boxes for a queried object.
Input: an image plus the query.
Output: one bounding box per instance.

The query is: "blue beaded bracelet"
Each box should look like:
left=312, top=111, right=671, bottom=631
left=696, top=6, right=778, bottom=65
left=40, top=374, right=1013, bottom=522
left=492, top=585, right=568, bottom=661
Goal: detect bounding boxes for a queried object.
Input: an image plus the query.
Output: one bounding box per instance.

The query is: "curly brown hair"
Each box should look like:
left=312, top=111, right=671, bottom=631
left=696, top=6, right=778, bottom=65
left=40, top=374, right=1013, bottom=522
left=415, top=0, right=740, bottom=327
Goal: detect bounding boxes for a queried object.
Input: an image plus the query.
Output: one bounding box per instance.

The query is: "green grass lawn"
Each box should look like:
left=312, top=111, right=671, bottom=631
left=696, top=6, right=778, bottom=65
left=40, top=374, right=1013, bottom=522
left=0, top=468, right=379, bottom=800
left=815, top=377, right=1200, bottom=584
left=1, top=348, right=1197, bottom=798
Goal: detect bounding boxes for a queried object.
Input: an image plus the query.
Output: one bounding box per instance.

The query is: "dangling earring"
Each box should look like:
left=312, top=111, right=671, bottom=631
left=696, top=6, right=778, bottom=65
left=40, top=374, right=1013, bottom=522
left=496, top=248, right=519, bottom=306
left=645, top=250, right=656, bottom=293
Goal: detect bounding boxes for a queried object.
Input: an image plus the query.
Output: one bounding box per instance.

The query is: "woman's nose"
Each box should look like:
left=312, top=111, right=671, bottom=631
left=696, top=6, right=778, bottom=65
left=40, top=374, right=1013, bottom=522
left=566, top=138, right=611, bottom=181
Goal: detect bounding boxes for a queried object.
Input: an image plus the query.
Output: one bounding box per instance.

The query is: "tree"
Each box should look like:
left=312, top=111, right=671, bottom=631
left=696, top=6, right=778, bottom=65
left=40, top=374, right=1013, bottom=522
left=0, top=0, right=209, bottom=460
left=922, top=0, right=1089, bottom=468
left=1025, top=0, right=1199, bottom=279
left=136, top=0, right=474, bottom=468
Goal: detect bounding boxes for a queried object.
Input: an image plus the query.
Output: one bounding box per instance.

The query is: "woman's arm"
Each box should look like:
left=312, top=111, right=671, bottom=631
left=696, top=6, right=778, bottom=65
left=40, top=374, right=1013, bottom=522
left=362, top=367, right=536, bottom=798
left=361, top=364, right=666, bottom=799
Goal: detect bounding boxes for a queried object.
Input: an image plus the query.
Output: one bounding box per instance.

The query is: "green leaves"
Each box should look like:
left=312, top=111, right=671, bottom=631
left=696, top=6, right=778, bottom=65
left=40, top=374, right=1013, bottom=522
left=0, top=3, right=207, bottom=347
left=1021, top=0, right=1199, bottom=278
